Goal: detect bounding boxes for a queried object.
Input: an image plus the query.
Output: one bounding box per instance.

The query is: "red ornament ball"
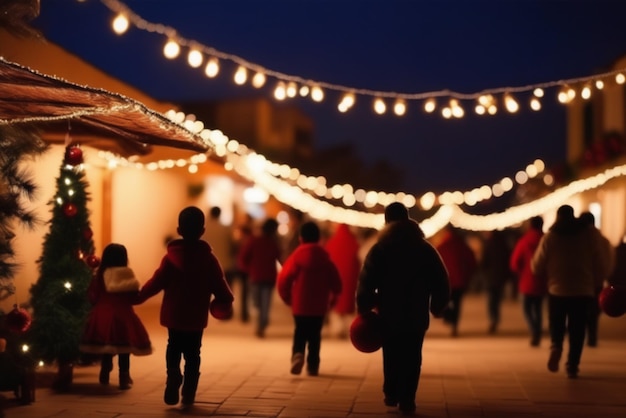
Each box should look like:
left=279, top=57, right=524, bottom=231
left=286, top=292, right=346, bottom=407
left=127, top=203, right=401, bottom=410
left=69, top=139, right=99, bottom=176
left=63, top=202, right=78, bottom=217
left=599, top=285, right=626, bottom=318
left=65, top=146, right=84, bottom=166
left=85, top=254, right=100, bottom=268
left=5, top=305, right=32, bottom=334
left=83, top=227, right=93, bottom=240
left=209, top=300, right=233, bottom=320
left=350, top=311, right=382, bottom=353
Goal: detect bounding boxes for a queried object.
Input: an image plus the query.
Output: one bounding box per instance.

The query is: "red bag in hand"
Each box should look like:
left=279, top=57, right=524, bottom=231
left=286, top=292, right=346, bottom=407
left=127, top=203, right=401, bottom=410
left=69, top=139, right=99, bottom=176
left=599, top=285, right=626, bottom=318
left=350, top=311, right=382, bottom=353
left=210, top=300, right=234, bottom=320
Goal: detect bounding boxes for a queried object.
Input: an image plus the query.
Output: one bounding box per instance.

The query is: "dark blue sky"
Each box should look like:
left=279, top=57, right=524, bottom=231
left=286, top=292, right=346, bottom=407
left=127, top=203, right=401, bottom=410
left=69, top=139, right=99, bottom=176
left=33, top=0, right=626, bottom=195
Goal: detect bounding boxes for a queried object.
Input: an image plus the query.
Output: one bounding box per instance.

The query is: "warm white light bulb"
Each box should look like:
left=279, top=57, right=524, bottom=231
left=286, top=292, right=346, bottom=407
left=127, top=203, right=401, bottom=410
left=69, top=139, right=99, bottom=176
left=163, top=40, right=180, bottom=59
left=234, top=66, right=247, bottom=85
left=339, top=93, right=355, bottom=112
left=112, top=14, right=129, bottom=35
left=252, top=72, right=266, bottom=88
left=393, top=100, right=406, bottom=116
left=424, top=98, right=436, bottom=113
left=274, top=82, right=286, bottom=100
left=286, top=82, right=297, bottom=98
left=187, top=49, right=203, bottom=68
left=616, top=73, right=625, bottom=85
left=311, top=86, right=324, bottom=102
left=373, top=98, right=386, bottom=114
left=204, top=57, right=219, bottom=78
left=581, top=86, right=591, bottom=100
left=530, top=97, right=541, bottom=111
left=504, top=94, right=519, bottom=113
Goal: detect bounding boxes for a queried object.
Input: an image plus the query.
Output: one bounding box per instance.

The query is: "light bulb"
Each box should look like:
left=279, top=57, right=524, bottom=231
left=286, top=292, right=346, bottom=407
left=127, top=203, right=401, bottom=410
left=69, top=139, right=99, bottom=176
left=112, top=14, right=129, bottom=35
left=187, top=49, right=203, bottom=68
left=205, top=57, right=219, bottom=78
left=163, top=40, right=180, bottom=59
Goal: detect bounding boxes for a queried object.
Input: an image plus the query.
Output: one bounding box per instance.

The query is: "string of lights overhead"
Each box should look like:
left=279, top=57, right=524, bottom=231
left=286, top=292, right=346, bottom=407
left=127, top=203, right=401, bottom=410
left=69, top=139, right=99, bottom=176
left=68, top=0, right=625, bottom=235
left=99, top=0, right=626, bottom=119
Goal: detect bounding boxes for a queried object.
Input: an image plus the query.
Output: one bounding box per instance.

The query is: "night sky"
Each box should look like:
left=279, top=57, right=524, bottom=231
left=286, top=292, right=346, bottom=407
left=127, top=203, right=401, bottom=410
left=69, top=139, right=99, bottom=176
left=31, top=0, right=626, bottom=195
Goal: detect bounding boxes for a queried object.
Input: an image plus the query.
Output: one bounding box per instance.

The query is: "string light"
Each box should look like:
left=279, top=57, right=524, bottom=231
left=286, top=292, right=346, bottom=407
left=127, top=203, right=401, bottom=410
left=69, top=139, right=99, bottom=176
left=98, top=0, right=626, bottom=119
left=93, top=108, right=626, bottom=237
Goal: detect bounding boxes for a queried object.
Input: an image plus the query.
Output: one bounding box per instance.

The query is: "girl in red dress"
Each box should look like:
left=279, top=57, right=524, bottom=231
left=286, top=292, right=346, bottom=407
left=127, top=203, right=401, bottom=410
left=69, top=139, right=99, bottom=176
left=79, top=243, right=152, bottom=389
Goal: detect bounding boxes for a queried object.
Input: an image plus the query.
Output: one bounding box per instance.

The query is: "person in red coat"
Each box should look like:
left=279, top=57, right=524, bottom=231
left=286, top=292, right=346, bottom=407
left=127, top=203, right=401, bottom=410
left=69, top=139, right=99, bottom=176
left=510, top=215, right=546, bottom=346
left=238, top=217, right=283, bottom=338
left=278, top=221, right=342, bottom=376
left=138, top=206, right=234, bottom=407
left=435, top=224, right=477, bottom=336
left=325, top=223, right=360, bottom=338
left=79, top=243, right=152, bottom=390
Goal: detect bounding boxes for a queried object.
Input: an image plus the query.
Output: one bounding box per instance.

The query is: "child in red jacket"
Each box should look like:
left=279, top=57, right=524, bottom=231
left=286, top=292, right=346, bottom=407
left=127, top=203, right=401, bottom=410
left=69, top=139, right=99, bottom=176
left=139, top=206, right=234, bottom=407
left=277, top=221, right=342, bottom=376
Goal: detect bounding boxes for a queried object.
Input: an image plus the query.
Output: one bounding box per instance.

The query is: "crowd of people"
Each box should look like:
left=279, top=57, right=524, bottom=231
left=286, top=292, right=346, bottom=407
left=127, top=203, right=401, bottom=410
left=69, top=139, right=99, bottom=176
left=75, top=202, right=620, bottom=415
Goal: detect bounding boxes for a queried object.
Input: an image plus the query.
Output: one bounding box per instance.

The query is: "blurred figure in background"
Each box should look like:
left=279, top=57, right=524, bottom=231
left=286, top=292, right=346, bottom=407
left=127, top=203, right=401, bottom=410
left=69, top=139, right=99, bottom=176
left=579, top=211, right=614, bottom=347
left=239, top=218, right=283, bottom=338
left=202, top=206, right=232, bottom=273
left=228, top=221, right=254, bottom=322
left=436, top=224, right=477, bottom=337
left=608, top=236, right=626, bottom=288
left=325, top=223, right=361, bottom=338
left=480, top=229, right=514, bottom=334
left=531, top=205, right=611, bottom=378
left=510, top=216, right=546, bottom=346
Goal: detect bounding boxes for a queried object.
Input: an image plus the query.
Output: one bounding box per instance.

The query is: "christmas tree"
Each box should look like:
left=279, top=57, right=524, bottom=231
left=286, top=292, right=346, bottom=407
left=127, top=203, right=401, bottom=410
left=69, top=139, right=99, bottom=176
left=28, top=143, right=99, bottom=391
left=0, top=125, right=47, bottom=404
left=0, top=125, right=47, bottom=300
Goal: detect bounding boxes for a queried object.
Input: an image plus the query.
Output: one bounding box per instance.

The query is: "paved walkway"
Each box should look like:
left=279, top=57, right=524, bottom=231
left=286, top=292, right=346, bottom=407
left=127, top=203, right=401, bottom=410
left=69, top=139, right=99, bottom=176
left=2, top=291, right=626, bottom=418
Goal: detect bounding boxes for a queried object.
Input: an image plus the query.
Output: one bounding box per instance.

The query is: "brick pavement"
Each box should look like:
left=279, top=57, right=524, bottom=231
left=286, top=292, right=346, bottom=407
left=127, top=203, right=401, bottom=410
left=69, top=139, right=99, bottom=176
left=2, top=291, right=626, bottom=418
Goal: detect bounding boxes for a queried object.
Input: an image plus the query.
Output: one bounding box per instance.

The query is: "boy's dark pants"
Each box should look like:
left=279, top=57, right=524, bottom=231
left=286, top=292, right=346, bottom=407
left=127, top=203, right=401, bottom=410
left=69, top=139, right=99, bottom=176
left=292, top=315, right=324, bottom=372
left=382, top=329, right=426, bottom=405
left=166, top=329, right=203, bottom=403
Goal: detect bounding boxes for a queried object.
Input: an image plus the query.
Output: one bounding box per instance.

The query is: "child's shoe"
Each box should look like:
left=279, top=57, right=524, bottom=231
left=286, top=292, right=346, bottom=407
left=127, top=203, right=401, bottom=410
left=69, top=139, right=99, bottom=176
left=290, top=353, right=304, bottom=375
left=119, top=372, right=133, bottom=390
left=181, top=373, right=200, bottom=407
left=164, top=372, right=183, bottom=405
left=547, top=346, right=562, bottom=372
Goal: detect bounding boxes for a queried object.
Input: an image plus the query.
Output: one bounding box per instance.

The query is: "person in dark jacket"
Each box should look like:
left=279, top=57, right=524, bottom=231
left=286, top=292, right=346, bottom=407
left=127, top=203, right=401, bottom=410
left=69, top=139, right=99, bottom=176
left=139, top=206, right=234, bottom=407
left=356, top=202, right=450, bottom=415
left=277, top=221, right=342, bottom=376
left=480, top=228, right=514, bottom=334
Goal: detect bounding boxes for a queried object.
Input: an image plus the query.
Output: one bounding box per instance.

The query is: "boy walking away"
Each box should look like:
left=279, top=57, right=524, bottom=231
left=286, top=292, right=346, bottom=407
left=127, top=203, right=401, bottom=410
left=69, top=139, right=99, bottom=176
left=277, top=221, right=342, bottom=376
left=357, top=202, right=450, bottom=415
left=139, top=206, right=234, bottom=407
